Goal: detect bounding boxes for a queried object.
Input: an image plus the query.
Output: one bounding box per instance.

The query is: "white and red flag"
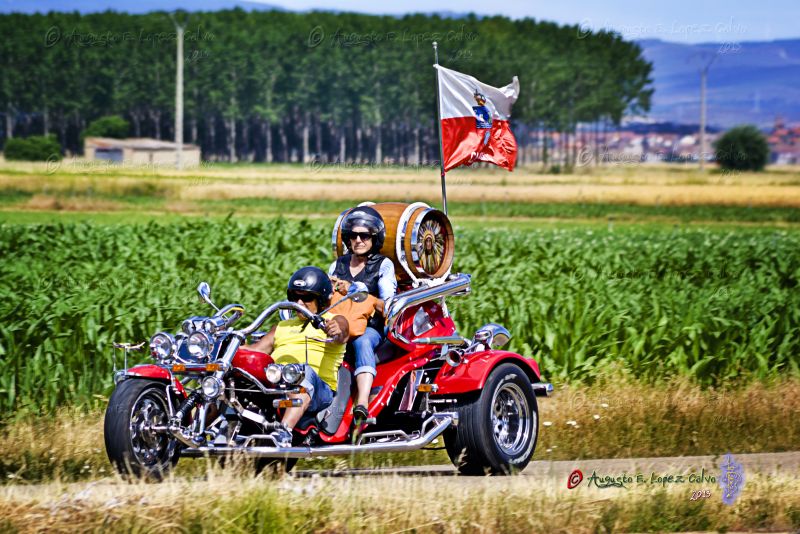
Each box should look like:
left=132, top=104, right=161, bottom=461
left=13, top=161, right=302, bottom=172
left=435, top=65, right=520, bottom=172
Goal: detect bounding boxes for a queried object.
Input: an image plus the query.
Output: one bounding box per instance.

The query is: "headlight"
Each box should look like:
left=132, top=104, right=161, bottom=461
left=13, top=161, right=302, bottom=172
left=201, top=376, right=224, bottom=399
left=281, top=363, right=305, bottom=385
left=149, top=332, right=176, bottom=361
left=186, top=331, right=213, bottom=360
left=265, top=363, right=283, bottom=384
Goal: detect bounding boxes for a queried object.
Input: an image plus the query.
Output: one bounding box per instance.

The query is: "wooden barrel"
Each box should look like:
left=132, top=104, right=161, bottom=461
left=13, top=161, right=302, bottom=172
left=332, top=202, right=455, bottom=284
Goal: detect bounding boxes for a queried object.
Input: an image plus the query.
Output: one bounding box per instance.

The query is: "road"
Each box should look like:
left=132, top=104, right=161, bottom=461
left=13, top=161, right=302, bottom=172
left=294, top=450, right=800, bottom=480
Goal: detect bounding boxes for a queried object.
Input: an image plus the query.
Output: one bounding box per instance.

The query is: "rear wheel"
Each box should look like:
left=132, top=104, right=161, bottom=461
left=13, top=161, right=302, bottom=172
left=444, top=363, right=538, bottom=475
left=104, top=379, right=180, bottom=480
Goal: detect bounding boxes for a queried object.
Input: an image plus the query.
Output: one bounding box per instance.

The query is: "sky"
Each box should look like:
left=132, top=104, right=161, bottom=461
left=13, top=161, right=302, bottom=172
left=254, top=0, right=799, bottom=44
left=3, top=0, right=798, bottom=44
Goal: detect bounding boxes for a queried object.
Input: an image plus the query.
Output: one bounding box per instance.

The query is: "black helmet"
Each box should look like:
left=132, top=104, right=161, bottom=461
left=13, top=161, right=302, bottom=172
left=342, top=206, right=385, bottom=255
left=287, top=266, right=332, bottom=311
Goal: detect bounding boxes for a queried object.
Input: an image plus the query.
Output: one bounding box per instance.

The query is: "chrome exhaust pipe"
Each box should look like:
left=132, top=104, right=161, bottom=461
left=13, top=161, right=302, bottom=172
left=181, top=412, right=457, bottom=459
left=532, top=382, right=554, bottom=397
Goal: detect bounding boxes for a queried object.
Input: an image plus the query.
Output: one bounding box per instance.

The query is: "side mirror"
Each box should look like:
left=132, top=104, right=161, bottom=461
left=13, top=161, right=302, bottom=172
left=347, top=281, right=369, bottom=303
left=197, top=281, right=219, bottom=311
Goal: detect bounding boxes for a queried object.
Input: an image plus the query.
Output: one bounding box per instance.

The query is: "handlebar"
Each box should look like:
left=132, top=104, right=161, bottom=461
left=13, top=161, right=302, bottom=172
left=236, top=301, right=321, bottom=336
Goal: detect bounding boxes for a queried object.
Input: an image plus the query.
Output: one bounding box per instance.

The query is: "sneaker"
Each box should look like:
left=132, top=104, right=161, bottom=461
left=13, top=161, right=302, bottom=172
left=269, top=427, right=292, bottom=447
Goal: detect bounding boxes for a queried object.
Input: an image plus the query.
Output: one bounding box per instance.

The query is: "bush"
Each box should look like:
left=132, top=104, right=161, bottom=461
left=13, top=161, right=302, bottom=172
left=3, top=135, right=62, bottom=161
left=714, top=125, right=770, bottom=171
left=82, top=115, right=129, bottom=140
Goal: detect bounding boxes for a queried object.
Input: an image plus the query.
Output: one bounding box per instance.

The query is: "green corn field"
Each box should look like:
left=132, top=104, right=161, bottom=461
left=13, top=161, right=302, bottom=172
left=0, top=218, right=798, bottom=414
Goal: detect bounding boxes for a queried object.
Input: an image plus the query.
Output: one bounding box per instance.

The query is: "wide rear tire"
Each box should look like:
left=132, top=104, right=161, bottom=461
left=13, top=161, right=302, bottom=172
left=104, top=379, right=180, bottom=480
left=445, top=363, right=539, bottom=475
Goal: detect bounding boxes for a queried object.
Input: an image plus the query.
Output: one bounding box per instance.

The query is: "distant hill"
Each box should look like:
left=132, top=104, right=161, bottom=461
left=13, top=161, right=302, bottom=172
left=638, top=38, right=800, bottom=128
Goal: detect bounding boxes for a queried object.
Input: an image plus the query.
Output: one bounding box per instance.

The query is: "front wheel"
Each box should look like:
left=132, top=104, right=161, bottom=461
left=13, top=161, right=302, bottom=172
left=104, top=379, right=180, bottom=480
left=444, top=363, right=539, bottom=475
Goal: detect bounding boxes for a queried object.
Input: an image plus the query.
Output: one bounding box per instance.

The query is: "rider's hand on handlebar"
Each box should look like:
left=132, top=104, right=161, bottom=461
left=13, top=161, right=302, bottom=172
left=323, top=318, right=346, bottom=343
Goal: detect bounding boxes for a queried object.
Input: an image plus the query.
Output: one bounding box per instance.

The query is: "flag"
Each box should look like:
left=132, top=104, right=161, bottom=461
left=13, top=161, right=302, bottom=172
left=436, top=65, right=520, bottom=172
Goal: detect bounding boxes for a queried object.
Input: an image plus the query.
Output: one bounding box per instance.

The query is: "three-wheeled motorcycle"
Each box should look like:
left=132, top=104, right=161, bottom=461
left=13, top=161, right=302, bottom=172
left=104, top=202, right=552, bottom=477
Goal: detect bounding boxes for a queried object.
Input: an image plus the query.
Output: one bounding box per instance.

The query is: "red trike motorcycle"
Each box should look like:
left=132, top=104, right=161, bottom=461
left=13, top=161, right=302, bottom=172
left=104, top=203, right=552, bottom=477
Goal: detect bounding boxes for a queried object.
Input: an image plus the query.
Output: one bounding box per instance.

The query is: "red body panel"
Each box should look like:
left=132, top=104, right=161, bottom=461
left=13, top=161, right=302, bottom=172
left=387, top=300, right=456, bottom=350
left=125, top=364, right=187, bottom=397
left=232, top=349, right=275, bottom=384
left=433, top=350, right=542, bottom=395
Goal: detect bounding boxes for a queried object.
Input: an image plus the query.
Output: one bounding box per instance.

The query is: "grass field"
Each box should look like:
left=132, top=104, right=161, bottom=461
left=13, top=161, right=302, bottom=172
left=1, top=160, right=798, bottom=531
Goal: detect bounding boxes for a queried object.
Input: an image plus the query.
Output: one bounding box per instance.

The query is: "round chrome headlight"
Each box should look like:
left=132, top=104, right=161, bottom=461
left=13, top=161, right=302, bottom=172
left=201, top=376, right=224, bottom=399
left=149, top=332, right=175, bottom=361
left=186, top=331, right=213, bottom=360
left=281, top=363, right=305, bottom=385
left=265, top=363, right=283, bottom=384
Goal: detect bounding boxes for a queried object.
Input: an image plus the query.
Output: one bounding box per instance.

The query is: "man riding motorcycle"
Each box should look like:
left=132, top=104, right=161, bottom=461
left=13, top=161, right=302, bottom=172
left=328, top=206, right=397, bottom=422
left=244, top=266, right=349, bottom=446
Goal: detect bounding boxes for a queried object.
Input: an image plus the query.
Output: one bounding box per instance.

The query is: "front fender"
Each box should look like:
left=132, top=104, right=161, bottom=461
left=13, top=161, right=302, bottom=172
left=123, top=364, right=187, bottom=397
left=433, top=350, right=542, bottom=396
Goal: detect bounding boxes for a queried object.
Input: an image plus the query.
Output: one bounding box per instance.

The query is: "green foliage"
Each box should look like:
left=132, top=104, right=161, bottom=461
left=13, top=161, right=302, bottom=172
left=3, top=135, right=61, bottom=161
left=81, top=115, right=129, bottom=141
left=715, top=125, right=770, bottom=171
left=0, top=220, right=798, bottom=413
left=0, top=11, right=653, bottom=159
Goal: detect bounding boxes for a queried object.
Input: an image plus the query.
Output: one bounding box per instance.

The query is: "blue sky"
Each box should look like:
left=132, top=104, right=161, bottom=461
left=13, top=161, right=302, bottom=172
left=3, top=0, right=798, bottom=43
left=258, top=0, right=800, bottom=43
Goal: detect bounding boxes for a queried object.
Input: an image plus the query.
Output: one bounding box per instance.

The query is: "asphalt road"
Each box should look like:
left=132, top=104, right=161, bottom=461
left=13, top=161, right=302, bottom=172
left=294, top=451, right=800, bottom=480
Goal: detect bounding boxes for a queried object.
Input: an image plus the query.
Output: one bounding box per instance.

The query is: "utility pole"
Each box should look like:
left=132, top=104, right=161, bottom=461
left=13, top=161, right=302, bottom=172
left=170, top=12, right=187, bottom=170
left=698, top=54, right=716, bottom=171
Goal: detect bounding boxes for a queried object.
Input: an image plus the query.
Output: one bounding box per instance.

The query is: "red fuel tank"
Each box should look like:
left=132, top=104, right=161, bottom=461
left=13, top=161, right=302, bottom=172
left=232, top=349, right=274, bottom=384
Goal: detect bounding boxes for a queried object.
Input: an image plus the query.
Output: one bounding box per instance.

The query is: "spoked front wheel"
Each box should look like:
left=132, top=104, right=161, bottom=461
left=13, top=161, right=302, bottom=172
left=104, top=379, right=180, bottom=480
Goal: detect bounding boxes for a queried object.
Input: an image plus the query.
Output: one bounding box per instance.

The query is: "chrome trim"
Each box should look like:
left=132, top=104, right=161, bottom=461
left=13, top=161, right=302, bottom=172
left=532, top=382, right=554, bottom=397
left=180, top=412, right=457, bottom=458
left=413, top=335, right=469, bottom=346
left=386, top=273, right=471, bottom=344
left=474, top=323, right=512, bottom=349
left=490, top=382, right=533, bottom=456
left=395, top=201, right=430, bottom=284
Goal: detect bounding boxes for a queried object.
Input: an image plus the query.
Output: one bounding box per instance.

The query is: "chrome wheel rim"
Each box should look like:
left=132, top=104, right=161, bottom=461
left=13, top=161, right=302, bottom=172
left=490, top=382, right=533, bottom=456
left=129, top=389, right=171, bottom=467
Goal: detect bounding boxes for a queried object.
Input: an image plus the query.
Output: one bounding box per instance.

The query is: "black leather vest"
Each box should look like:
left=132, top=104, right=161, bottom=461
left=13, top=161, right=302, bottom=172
left=333, top=253, right=386, bottom=331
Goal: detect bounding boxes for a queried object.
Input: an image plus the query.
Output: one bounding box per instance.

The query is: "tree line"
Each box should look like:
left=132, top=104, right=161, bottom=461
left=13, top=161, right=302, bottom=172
left=0, top=10, right=653, bottom=167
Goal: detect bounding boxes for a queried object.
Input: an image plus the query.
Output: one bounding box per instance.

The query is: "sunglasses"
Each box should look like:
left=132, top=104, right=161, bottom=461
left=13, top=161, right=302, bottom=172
left=287, top=291, right=317, bottom=303
left=349, top=232, right=373, bottom=241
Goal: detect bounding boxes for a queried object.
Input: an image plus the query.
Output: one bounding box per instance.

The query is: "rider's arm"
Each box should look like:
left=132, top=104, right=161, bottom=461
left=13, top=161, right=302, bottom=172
left=241, top=325, right=277, bottom=354
left=375, top=258, right=397, bottom=314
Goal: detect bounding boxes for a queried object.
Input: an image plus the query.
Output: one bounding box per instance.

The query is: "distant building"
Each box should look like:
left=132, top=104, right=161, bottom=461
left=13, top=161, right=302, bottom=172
left=767, top=119, right=800, bottom=164
left=84, top=137, right=201, bottom=166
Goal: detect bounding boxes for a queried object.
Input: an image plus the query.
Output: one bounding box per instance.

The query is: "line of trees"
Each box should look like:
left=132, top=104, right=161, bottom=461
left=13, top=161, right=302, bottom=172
left=0, top=10, right=653, bottom=167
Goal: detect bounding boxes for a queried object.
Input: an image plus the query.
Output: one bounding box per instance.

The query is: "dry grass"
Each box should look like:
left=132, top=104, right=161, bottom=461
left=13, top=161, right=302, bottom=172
left=2, top=377, right=799, bottom=485
left=0, top=469, right=797, bottom=532
left=1, top=160, right=800, bottom=208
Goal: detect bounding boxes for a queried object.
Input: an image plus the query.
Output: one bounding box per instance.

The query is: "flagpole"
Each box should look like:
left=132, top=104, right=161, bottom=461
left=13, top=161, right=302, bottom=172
left=432, top=41, right=448, bottom=215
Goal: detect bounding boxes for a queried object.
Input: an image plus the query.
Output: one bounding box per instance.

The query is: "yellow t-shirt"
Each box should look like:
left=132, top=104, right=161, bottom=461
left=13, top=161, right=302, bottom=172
left=271, top=312, right=345, bottom=390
